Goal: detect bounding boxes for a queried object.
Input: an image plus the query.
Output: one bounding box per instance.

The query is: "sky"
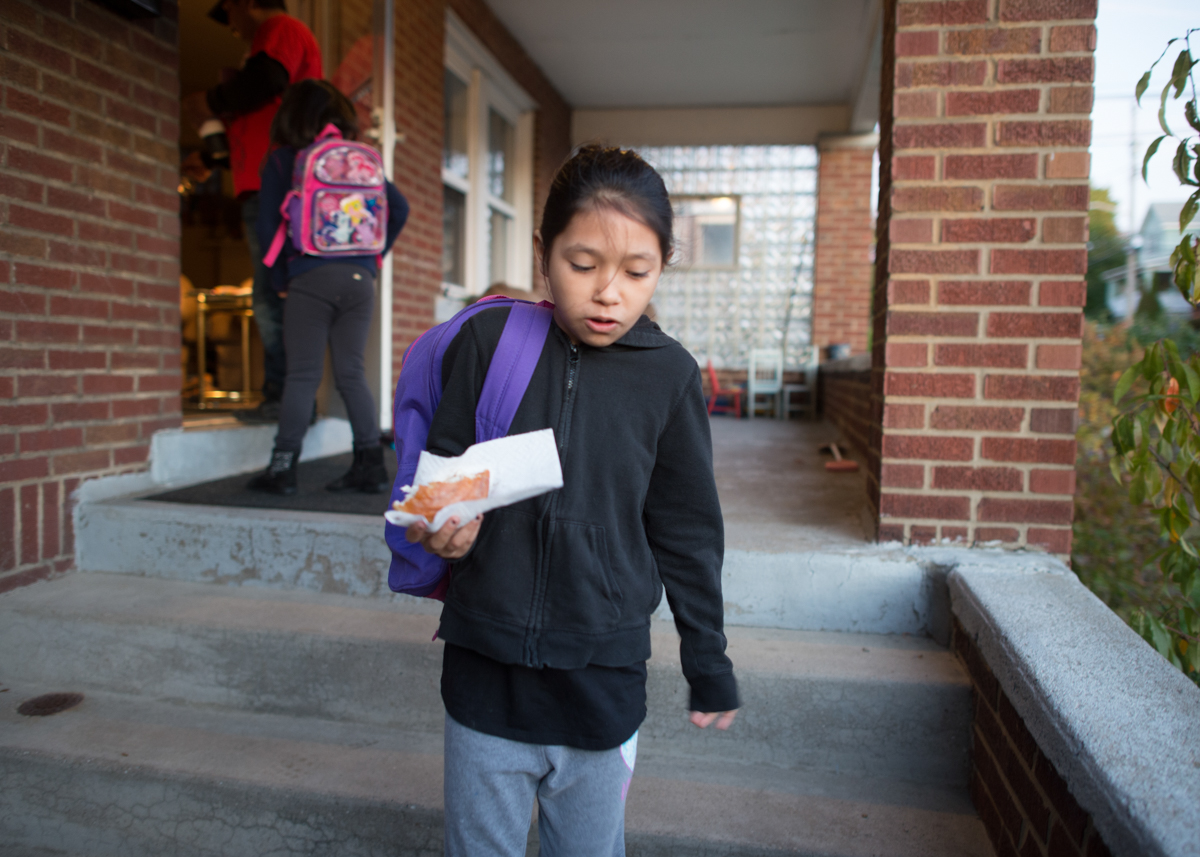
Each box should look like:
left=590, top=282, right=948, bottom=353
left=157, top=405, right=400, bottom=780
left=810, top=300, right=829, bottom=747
left=1092, top=0, right=1197, bottom=235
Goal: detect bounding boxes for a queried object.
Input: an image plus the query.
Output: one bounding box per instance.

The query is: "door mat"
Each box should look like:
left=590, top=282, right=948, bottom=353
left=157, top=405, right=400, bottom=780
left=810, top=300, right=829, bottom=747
left=144, top=452, right=396, bottom=517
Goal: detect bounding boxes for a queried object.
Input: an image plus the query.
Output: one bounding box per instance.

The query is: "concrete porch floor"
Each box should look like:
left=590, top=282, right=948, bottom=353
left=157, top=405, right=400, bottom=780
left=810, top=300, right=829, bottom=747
left=712, top=416, right=872, bottom=554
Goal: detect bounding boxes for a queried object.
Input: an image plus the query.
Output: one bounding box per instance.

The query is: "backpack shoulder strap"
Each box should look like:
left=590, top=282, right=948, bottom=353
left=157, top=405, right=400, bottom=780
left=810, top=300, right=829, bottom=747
left=475, top=301, right=553, bottom=443
left=260, top=189, right=299, bottom=268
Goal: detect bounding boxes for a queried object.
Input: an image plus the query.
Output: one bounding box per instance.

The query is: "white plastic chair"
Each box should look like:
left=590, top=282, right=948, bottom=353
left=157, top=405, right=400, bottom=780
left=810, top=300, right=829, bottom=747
left=747, top=348, right=783, bottom=419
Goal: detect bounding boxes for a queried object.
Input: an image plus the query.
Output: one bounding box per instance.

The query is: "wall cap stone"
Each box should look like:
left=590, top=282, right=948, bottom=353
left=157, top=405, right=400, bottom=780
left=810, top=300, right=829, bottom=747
left=818, top=132, right=881, bottom=151
left=820, top=353, right=874, bottom=373
left=949, top=565, right=1200, bottom=857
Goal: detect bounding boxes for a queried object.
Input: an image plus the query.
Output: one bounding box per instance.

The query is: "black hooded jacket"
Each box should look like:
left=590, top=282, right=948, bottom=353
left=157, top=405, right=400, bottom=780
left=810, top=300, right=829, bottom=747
left=429, top=306, right=738, bottom=714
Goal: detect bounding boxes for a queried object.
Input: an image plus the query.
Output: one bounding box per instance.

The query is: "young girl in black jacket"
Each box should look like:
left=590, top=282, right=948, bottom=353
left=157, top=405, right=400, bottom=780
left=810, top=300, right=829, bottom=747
left=406, top=146, right=738, bottom=857
left=249, top=79, right=408, bottom=495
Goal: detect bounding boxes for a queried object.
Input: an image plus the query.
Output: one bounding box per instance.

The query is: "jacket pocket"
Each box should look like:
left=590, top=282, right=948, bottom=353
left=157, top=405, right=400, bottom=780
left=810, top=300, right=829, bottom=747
left=449, top=506, right=538, bottom=626
left=542, top=520, right=623, bottom=632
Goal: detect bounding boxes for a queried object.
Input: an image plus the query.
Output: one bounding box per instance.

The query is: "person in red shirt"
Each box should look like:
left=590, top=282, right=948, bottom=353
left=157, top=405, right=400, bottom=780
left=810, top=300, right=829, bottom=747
left=182, top=0, right=322, bottom=422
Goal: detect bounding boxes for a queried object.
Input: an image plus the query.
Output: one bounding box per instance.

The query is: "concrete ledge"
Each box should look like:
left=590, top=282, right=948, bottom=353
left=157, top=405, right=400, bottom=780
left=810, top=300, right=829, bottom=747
left=819, top=353, right=872, bottom=374
left=950, top=565, right=1200, bottom=857
left=74, top=499, right=429, bottom=607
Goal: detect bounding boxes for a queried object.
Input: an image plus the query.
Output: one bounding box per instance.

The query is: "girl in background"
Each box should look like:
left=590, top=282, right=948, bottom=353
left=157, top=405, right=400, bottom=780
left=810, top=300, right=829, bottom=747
left=249, top=79, right=408, bottom=495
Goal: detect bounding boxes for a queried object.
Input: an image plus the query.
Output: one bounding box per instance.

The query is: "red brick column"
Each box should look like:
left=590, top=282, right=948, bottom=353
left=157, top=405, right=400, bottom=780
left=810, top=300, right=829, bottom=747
left=812, top=135, right=876, bottom=358
left=390, top=0, right=445, bottom=363
left=872, top=0, right=1092, bottom=554
left=0, top=0, right=181, bottom=591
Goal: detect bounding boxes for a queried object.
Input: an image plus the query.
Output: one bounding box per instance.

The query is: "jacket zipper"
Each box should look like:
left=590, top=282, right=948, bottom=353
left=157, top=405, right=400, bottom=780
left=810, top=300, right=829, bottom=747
left=524, top=339, right=580, bottom=666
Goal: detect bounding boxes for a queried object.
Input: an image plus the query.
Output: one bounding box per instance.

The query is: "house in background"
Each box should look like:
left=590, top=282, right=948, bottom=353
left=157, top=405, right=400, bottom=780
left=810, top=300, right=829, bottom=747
left=1103, top=200, right=1198, bottom=319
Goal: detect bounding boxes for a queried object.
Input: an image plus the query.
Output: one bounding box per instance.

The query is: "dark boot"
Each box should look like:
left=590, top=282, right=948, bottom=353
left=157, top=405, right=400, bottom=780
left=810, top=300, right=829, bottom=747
left=247, top=448, right=298, bottom=495
left=326, top=445, right=388, bottom=494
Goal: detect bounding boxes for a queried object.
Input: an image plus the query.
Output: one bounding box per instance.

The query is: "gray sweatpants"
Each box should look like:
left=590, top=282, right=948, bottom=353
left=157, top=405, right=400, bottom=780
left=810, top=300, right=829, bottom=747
left=443, top=713, right=638, bottom=857
left=275, top=263, right=379, bottom=452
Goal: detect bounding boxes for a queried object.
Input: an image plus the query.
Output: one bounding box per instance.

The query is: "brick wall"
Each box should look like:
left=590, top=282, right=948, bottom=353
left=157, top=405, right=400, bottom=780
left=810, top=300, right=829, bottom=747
left=954, top=619, right=1113, bottom=857
left=390, top=0, right=444, bottom=362
left=820, top=363, right=873, bottom=463
left=812, top=137, right=875, bottom=357
left=872, top=0, right=1091, bottom=553
left=0, top=0, right=181, bottom=592
left=390, top=0, right=572, bottom=364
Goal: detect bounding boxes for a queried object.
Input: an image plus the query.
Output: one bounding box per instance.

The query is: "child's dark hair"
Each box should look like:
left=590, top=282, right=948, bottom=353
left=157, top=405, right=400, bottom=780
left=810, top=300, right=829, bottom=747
left=539, top=144, right=673, bottom=266
left=270, top=79, right=359, bottom=149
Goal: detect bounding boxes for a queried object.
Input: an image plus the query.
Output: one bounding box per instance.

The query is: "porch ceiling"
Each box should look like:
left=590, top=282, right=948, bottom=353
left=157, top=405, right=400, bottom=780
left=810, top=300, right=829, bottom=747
left=484, top=0, right=881, bottom=112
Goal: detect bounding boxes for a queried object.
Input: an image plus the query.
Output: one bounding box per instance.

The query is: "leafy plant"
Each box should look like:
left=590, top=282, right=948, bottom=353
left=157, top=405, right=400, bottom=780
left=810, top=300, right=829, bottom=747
left=1107, top=33, right=1200, bottom=684
left=1110, top=341, right=1200, bottom=681
left=1073, top=325, right=1166, bottom=616
left=1137, top=29, right=1200, bottom=301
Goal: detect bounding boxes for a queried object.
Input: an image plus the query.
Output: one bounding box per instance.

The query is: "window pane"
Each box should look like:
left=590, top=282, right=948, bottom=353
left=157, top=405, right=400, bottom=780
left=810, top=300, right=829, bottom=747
left=673, top=196, right=738, bottom=269
left=443, top=70, right=469, bottom=179
left=443, top=185, right=466, bottom=285
left=700, top=222, right=735, bottom=266
left=487, top=110, right=513, bottom=201
left=488, top=207, right=510, bottom=286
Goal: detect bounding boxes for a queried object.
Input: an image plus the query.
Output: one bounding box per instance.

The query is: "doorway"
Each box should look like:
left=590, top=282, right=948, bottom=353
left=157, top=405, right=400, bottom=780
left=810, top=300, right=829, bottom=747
left=175, top=0, right=396, bottom=430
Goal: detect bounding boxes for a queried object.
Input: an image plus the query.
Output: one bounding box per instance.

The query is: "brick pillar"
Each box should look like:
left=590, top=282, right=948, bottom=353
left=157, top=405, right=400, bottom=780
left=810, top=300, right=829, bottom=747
left=390, top=0, right=445, bottom=364
left=871, top=0, right=1092, bottom=555
left=811, top=135, right=876, bottom=358
left=0, top=0, right=182, bottom=591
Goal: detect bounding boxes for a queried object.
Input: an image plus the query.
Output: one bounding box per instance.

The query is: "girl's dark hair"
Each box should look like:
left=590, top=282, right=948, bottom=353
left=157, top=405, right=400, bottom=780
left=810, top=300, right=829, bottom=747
left=269, top=79, right=359, bottom=149
left=539, top=144, right=673, bottom=266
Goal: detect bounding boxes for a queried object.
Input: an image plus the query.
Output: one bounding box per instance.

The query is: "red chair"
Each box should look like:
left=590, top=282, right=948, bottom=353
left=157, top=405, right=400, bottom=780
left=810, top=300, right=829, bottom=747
left=706, top=360, right=742, bottom=417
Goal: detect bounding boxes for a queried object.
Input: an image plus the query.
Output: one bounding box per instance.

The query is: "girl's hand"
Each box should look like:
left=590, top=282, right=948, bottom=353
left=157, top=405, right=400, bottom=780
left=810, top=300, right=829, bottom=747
left=405, top=514, right=482, bottom=560
left=689, top=709, right=737, bottom=731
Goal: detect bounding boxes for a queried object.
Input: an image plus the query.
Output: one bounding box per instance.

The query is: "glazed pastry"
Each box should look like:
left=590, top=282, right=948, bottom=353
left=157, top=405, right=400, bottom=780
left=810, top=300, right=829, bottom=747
left=393, top=471, right=490, bottom=520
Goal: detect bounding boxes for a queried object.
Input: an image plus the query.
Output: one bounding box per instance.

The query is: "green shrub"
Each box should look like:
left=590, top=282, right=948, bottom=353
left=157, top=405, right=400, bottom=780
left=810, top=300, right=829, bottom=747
left=1073, top=324, right=1170, bottom=620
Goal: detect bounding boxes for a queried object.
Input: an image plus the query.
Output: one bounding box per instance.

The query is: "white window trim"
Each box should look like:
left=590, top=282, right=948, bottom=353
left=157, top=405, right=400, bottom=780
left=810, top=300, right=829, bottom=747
left=443, top=9, right=537, bottom=296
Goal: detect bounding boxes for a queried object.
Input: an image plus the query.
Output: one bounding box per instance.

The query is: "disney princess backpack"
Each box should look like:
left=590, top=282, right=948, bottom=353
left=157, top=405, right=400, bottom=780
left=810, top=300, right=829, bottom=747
left=262, top=122, right=387, bottom=266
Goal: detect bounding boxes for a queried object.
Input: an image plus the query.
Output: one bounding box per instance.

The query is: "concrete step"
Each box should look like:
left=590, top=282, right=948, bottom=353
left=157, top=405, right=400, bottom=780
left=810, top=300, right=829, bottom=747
left=0, top=686, right=991, bottom=857
left=0, top=573, right=970, bottom=789
left=74, top=492, right=953, bottom=639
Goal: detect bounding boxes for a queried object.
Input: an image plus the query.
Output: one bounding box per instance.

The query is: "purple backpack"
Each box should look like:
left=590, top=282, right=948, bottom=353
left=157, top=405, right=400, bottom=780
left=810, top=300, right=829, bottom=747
left=385, top=297, right=553, bottom=599
left=262, top=123, right=387, bottom=267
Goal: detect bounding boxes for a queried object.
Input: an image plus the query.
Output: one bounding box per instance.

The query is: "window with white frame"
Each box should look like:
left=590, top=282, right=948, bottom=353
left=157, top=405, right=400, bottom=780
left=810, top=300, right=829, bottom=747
left=673, top=196, right=740, bottom=270
left=441, top=12, right=534, bottom=310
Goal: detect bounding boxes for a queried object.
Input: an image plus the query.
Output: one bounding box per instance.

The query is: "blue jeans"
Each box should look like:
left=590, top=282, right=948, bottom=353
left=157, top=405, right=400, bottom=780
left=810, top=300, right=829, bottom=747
left=241, top=194, right=286, bottom=401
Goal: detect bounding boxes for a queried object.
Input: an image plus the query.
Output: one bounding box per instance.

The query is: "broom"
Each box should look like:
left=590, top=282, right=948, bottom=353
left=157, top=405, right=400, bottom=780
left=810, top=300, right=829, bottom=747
left=821, top=442, right=859, bottom=472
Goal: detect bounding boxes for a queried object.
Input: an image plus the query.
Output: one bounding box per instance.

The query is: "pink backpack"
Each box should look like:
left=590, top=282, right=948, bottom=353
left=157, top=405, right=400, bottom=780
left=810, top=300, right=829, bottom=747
left=262, top=123, right=387, bottom=267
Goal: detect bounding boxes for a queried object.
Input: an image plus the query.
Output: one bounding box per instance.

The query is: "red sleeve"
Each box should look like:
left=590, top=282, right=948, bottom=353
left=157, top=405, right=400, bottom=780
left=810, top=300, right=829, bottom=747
left=252, top=16, right=320, bottom=83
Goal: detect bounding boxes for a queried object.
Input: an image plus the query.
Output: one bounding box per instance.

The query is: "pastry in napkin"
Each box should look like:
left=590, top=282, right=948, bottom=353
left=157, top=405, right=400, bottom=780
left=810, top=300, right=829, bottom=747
left=392, top=471, right=489, bottom=521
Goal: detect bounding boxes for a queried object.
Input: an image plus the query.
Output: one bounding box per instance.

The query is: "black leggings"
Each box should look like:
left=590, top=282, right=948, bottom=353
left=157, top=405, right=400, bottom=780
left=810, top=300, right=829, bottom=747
left=274, top=263, right=379, bottom=452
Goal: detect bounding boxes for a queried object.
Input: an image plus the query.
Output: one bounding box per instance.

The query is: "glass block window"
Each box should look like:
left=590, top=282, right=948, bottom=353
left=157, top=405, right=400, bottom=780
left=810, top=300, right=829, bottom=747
left=638, top=145, right=817, bottom=370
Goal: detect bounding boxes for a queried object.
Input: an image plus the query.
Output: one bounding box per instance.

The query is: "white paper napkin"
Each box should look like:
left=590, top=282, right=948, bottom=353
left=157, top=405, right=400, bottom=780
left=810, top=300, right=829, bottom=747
left=384, top=428, right=563, bottom=531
